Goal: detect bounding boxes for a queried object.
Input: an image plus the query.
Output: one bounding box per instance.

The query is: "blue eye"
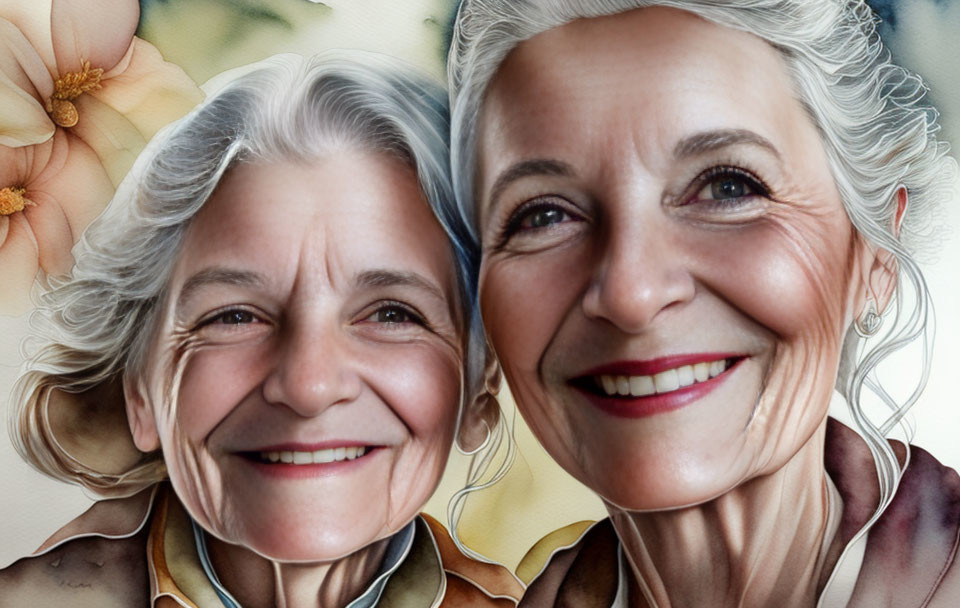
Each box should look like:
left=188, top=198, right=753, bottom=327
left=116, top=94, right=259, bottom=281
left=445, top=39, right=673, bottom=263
left=709, top=176, right=752, bottom=199
left=693, top=167, right=768, bottom=202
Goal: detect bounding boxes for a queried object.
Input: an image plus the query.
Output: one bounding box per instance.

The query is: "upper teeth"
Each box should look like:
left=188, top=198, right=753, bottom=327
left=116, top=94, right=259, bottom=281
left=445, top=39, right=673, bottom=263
left=260, top=446, right=367, bottom=464
left=597, top=360, right=729, bottom=397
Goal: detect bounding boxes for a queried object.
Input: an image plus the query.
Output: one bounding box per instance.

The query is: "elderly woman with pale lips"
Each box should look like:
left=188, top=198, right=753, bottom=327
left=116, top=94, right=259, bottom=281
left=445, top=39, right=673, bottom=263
left=0, top=52, right=521, bottom=607
left=446, top=0, right=959, bottom=606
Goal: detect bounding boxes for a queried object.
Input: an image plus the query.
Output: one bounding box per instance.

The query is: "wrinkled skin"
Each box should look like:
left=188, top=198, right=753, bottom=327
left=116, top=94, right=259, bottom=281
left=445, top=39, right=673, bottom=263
left=126, top=153, right=464, bottom=606
left=475, top=7, right=893, bottom=606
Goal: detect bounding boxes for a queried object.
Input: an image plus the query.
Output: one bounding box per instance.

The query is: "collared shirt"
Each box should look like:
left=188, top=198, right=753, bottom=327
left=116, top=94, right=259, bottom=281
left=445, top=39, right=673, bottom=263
left=189, top=512, right=416, bottom=608
left=0, top=483, right=521, bottom=607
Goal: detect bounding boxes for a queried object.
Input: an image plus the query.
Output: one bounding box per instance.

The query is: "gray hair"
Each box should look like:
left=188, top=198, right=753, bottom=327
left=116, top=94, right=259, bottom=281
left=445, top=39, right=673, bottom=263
left=446, top=0, right=956, bottom=564
left=10, top=51, right=489, bottom=499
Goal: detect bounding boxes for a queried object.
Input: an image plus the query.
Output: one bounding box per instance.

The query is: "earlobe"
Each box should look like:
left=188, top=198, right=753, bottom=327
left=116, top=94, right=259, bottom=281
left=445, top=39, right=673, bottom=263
left=457, top=351, right=503, bottom=453
left=123, top=373, right=161, bottom=452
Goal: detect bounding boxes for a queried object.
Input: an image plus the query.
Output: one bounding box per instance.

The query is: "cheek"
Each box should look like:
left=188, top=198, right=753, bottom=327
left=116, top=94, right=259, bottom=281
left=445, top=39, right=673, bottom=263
left=175, top=344, right=270, bottom=440
left=480, top=251, right=588, bottom=373
left=369, top=342, right=461, bottom=447
left=692, top=214, right=855, bottom=343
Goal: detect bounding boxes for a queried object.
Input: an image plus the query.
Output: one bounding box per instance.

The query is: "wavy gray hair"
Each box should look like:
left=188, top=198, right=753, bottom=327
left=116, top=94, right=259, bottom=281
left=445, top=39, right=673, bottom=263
left=447, top=0, right=956, bottom=564
left=11, top=51, right=491, bottom=500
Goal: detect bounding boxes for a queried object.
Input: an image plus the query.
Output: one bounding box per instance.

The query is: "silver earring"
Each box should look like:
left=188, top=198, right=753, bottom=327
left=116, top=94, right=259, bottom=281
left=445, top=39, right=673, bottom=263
left=855, top=301, right=882, bottom=338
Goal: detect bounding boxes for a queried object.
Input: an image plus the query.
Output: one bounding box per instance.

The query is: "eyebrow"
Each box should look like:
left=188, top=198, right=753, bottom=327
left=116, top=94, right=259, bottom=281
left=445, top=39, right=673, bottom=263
left=176, top=267, right=266, bottom=310
left=673, top=129, right=781, bottom=160
left=355, top=269, right=446, bottom=302
left=488, top=158, right=575, bottom=205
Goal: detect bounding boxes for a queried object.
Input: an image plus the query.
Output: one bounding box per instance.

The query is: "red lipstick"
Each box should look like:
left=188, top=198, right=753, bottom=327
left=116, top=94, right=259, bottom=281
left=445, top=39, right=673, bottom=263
left=572, top=354, right=744, bottom=419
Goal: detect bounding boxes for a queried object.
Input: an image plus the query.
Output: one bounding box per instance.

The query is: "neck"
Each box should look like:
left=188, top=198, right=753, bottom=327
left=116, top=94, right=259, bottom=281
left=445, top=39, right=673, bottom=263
left=609, top=422, right=846, bottom=608
left=207, top=534, right=392, bottom=608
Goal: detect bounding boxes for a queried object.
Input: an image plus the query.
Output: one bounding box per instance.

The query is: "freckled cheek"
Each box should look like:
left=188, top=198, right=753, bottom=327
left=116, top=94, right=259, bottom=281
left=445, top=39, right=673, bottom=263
left=480, top=254, right=587, bottom=374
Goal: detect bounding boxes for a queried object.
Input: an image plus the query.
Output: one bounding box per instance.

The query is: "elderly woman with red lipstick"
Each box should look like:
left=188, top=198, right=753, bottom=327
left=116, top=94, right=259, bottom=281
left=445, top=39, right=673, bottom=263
left=0, top=52, right=521, bottom=607
left=447, top=0, right=959, bottom=605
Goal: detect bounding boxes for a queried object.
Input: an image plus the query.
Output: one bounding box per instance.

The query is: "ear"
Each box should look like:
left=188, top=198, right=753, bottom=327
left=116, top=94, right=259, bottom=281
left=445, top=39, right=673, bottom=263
left=855, top=186, right=907, bottom=317
left=457, top=346, right=503, bottom=453
left=123, top=372, right=160, bottom=452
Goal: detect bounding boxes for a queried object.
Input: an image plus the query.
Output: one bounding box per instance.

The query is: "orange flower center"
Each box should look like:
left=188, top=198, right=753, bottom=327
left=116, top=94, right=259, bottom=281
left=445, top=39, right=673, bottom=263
left=0, top=187, right=34, bottom=216
left=45, top=60, right=104, bottom=128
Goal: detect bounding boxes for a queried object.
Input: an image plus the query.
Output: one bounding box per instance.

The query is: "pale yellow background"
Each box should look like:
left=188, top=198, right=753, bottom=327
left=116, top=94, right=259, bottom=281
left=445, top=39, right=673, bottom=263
left=2, top=0, right=959, bottom=573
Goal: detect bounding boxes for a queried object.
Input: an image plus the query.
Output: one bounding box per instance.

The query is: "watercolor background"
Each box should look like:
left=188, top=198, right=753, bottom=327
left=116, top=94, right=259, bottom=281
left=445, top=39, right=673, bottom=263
left=2, top=0, right=959, bottom=572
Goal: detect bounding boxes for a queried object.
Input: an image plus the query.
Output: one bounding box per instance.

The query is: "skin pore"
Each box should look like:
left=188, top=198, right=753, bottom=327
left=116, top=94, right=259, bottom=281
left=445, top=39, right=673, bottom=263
left=476, top=8, right=893, bottom=607
left=124, top=152, right=464, bottom=607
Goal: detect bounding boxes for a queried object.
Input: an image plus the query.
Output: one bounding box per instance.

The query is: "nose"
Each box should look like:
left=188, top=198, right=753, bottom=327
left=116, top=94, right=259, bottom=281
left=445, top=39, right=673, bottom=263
left=261, top=319, right=362, bottom=417
left=581, top=214, right=696, bottom=333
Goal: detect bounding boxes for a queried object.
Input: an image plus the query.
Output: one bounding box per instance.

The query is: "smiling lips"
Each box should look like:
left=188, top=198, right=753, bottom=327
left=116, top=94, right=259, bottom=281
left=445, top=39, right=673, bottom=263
left=243, top=442, right=378, bottom=478
left=257, top=446, right=368, bottom=465
left=574, top=354, right=743, bottom=418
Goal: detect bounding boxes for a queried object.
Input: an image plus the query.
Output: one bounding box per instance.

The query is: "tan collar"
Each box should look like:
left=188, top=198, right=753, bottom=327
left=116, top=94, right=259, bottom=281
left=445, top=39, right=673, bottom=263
left=146, top=486, right=448, bottom=608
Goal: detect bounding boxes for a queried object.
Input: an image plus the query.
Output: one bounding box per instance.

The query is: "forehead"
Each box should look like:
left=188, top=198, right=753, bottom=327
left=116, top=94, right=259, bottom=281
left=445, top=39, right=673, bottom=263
left=173, top=153, right=456, bottom=293
left=479, top=7, right=818, bottom=178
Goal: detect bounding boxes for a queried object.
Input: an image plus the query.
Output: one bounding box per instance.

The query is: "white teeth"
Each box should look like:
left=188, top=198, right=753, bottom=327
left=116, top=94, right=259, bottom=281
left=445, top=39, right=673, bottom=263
left=629, top=375, right=656, bottom=397
left=676, top=365, right=695, bottom=388
left=260, top=446, right=368, bottom=465
left=653, top=369, right=680, bottom=393
left=709, top=360, right=725, bottom=377
left=314, top=449, right=336, bottom=464
left=595, top=358, right=732, bottom=397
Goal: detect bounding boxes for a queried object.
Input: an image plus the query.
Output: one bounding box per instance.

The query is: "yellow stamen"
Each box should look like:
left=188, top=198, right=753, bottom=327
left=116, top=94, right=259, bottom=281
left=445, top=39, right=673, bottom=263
left=0, top=187, right=34, bottom=216
left=45, top=60, right=104, bottom=128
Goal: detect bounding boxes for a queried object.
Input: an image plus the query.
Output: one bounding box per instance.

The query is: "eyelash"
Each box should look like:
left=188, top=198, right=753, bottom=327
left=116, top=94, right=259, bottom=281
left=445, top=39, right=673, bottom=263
left=686, top=165, right=771, bottom=204
left=195, top=307, right=264, bottom=330
left=496, top=197, right=580, bottom=246
left=367, top=300, right=428, bottom=328
left=493, top=164, right=772, bottom=247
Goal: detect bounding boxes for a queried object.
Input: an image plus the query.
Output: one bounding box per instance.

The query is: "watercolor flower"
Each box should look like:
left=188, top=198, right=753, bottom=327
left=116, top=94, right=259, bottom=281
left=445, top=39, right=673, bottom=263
left=0, top=0, right=202, bottom=314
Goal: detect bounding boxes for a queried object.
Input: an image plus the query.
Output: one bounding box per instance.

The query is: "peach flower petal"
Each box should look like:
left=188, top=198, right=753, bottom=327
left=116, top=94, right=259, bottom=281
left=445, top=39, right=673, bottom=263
left=49, top=0, right=139, bottom=75
left=0, top=212, right=40, bottom=314
left=0, top=17, right=54, bottom=100
left=71, top=93, right=146, bottom=187
left=0, top=138, right=53, bottom=187
left=21, top=188, right=74, bottom=276
left=0, top=0, right=56, bottom=74
left=0, top=71, right=52, bottom=147
left=28, top=131, right=113, bottom=245
left=90, top=37, right=204, bottom=141
left=0, top=18, right=54, bottom=146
